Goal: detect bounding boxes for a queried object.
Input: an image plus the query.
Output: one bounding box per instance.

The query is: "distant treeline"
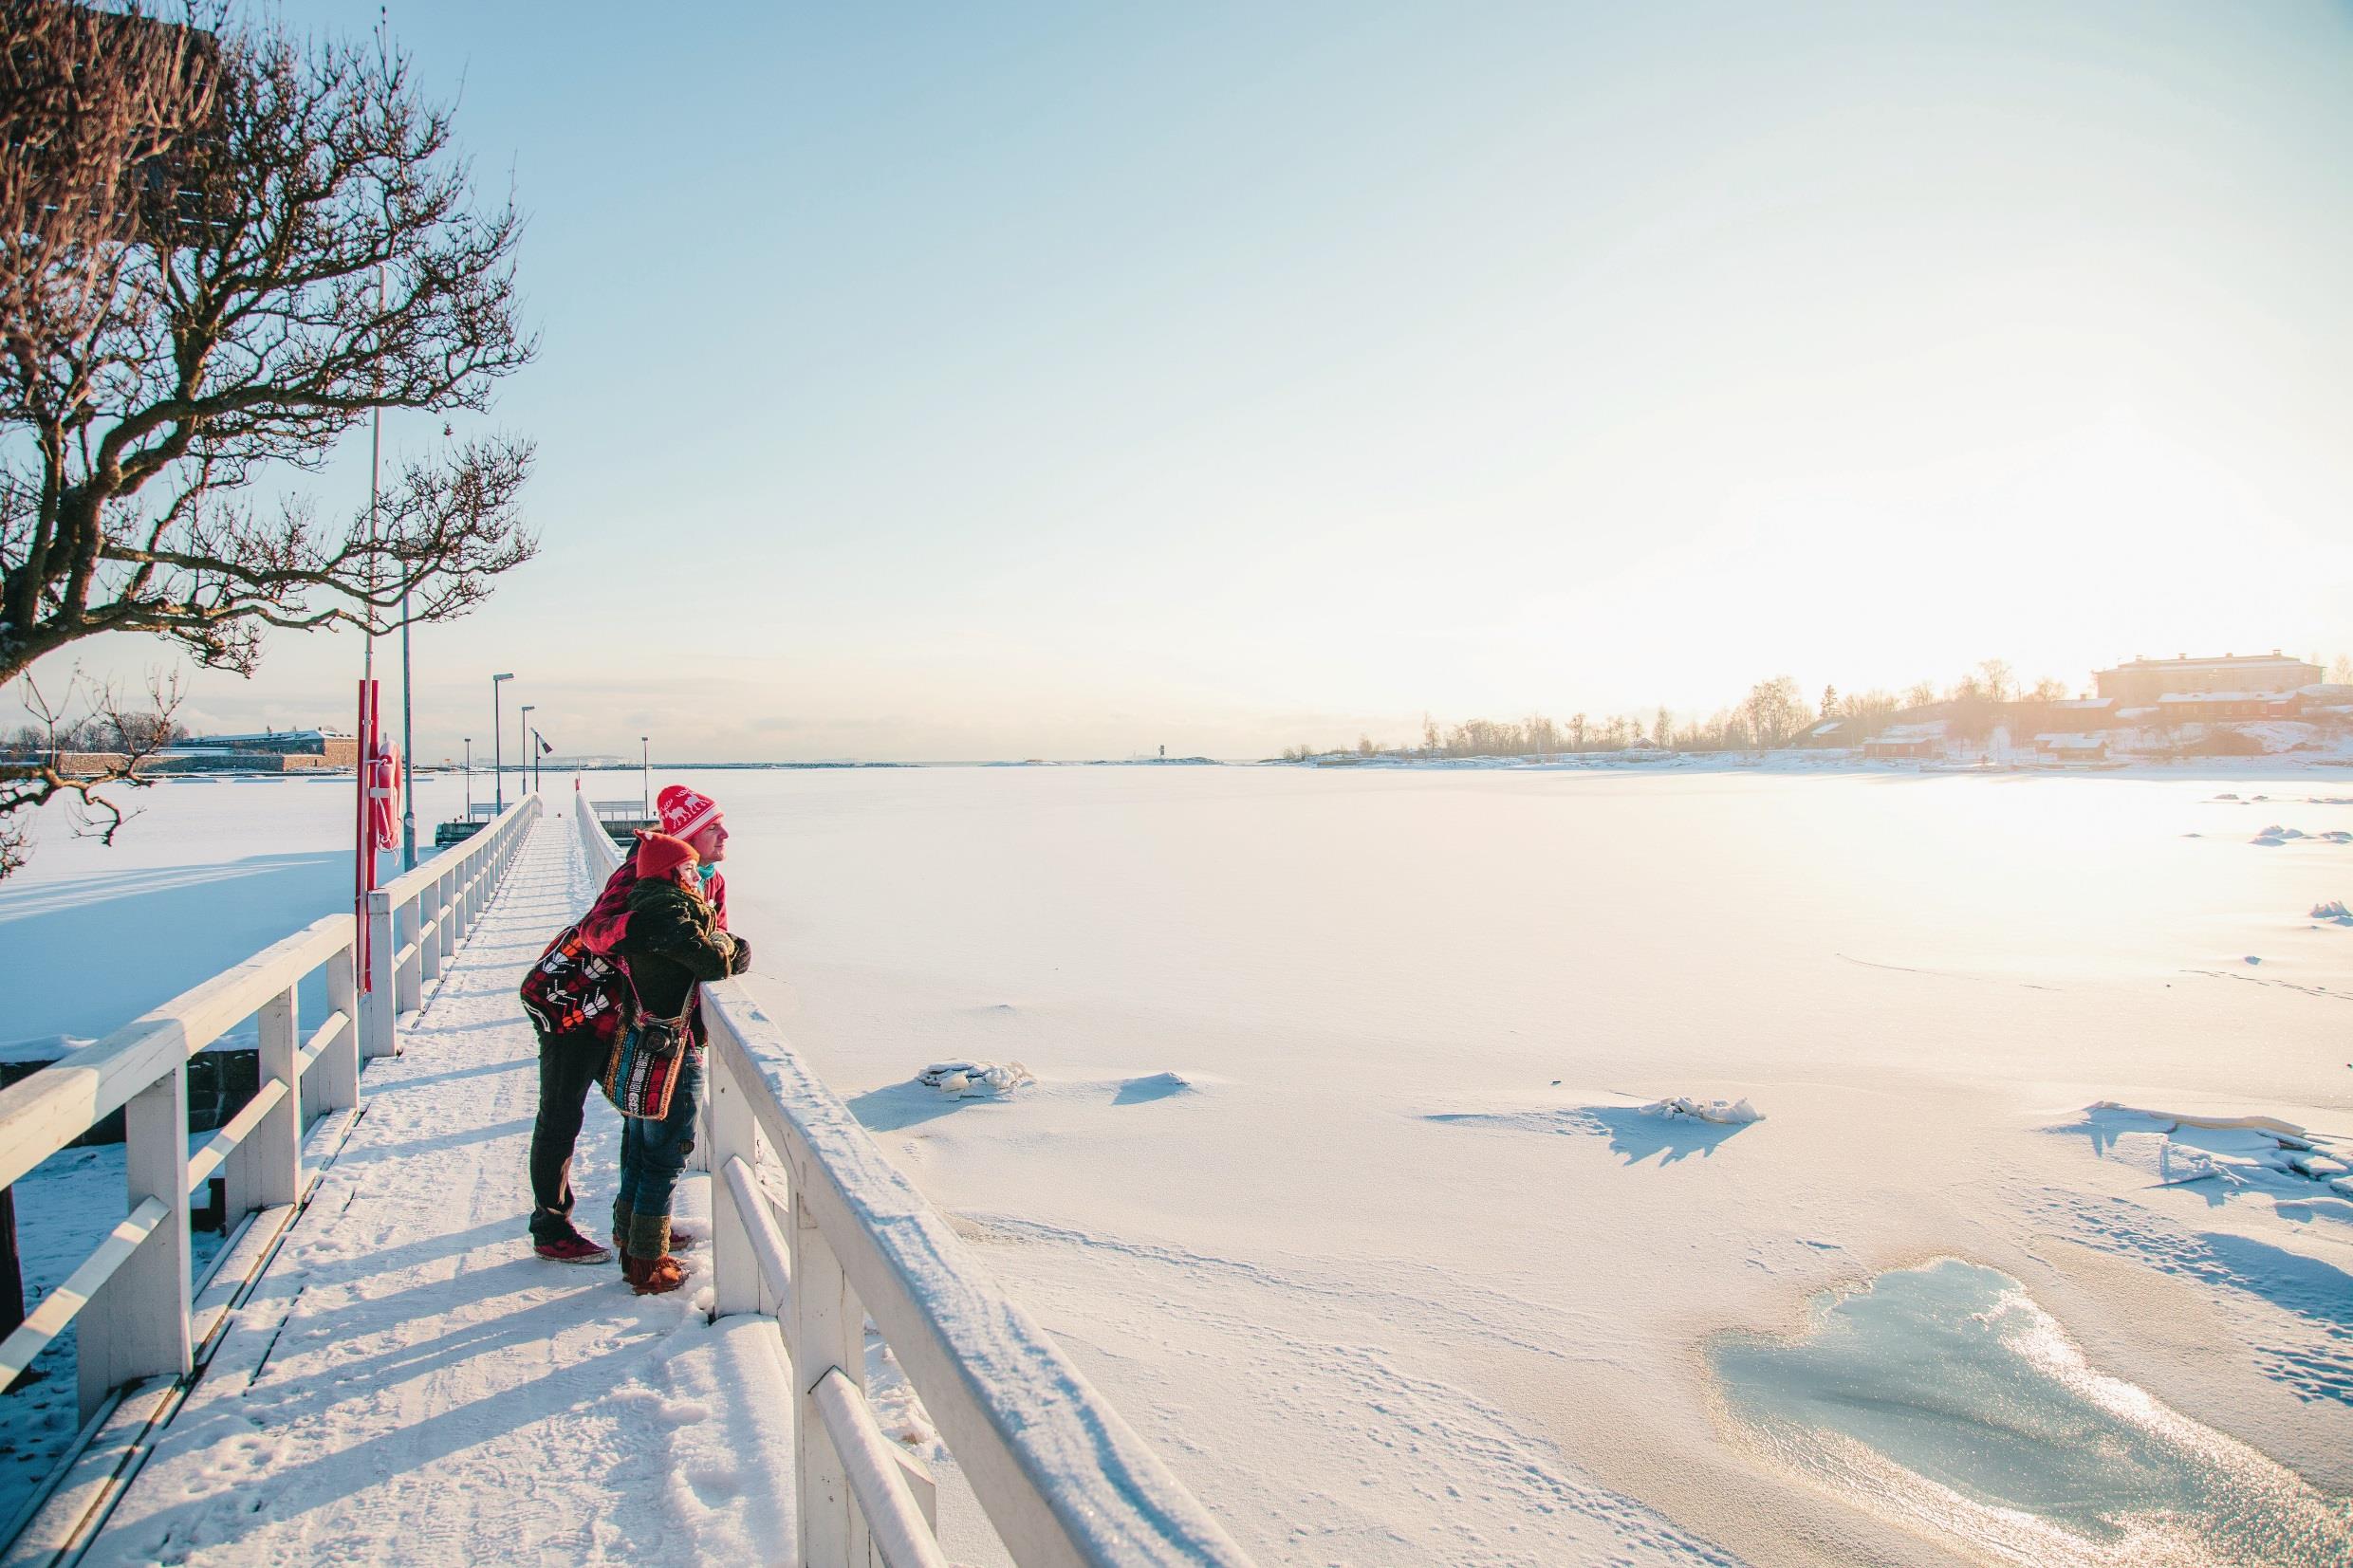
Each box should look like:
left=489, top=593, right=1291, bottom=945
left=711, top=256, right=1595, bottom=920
left=1280, top=660, right=2092, bottom=761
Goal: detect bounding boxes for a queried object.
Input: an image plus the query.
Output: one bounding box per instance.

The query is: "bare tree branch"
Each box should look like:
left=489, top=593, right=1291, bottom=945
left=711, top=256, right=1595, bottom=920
left=0, top=664, right=181, bottom=875
left=0, top=2, right=536, bottom=875
left=1, top=3, right=536, bottom=688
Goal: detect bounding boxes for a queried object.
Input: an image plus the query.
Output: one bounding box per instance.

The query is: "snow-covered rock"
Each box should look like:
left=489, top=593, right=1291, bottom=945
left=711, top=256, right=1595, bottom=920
left=1640, top=1096, right=1761, bottom=1124
left=918, top=1059, right=1034, bottom=1098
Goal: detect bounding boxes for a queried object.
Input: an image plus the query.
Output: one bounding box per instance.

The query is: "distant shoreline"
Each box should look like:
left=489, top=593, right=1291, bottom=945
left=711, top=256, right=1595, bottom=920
left=127, top=751, right=2353, bottom=779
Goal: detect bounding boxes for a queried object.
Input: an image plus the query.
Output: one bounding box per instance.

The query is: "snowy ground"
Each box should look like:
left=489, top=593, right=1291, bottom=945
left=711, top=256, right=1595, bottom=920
left=6, top=767, right=2351, bottom=1563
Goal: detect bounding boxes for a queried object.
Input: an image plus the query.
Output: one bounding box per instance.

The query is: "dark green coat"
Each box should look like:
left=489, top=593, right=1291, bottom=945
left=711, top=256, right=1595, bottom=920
left=614, top=876, right=750, bottom=1041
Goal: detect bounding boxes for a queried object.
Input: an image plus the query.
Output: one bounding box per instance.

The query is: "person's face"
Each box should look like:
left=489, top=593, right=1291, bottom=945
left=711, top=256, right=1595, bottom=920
left=688, top=818, right=728, bottom=864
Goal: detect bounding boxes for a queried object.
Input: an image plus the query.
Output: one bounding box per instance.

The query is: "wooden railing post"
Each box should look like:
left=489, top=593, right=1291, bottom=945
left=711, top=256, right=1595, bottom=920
left=319, top=938, right=361, bottom=1114
left=362, top=890, right=396, bottom=1058
left=793, top=1190, right=872, bottom=1567
left=77, top=1065, right=192, bottom=1425
left=419, top=880, right=444, bottom=987
left=710, top=1054, right=760, bottom=1319
left=437, top=867, right=458, bottom=963
left=395, top=894, right=422, bottom=1015
left=250, top=986, right=302, bottom=1210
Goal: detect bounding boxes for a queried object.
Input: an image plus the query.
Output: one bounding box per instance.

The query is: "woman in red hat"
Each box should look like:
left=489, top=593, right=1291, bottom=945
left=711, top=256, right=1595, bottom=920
left=522, top=785, right=746, bottom=1276
left=598, top=828, right=742, bottom=1291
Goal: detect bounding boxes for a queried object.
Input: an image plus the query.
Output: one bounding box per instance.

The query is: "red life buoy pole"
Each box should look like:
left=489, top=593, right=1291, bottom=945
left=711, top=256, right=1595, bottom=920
left=355, top=678, right=380, bottom=991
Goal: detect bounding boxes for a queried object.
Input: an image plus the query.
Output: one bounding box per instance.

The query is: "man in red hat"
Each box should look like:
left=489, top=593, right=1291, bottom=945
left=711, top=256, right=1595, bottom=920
left=524, top=784, right=747, bottom=1263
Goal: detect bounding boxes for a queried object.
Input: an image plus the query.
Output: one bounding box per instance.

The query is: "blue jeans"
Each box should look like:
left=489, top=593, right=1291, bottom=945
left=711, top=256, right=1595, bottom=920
left=615, top=1047, right=703, bottom=1256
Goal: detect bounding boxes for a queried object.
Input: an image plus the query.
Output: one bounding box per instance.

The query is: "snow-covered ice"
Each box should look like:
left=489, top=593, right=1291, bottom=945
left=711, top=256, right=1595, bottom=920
left=1712, top=1258, right=2349, bottom=1564
left=8, top=765, right=2353, bottom=1564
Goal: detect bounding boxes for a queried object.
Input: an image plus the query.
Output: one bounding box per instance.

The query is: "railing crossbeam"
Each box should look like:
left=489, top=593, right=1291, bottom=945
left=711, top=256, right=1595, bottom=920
left=813, top=1368, right=950, bottom=1568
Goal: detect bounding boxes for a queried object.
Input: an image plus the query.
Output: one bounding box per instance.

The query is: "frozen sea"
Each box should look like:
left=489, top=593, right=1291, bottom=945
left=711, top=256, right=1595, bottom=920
left=4, top=764, right=2350, bottom=1564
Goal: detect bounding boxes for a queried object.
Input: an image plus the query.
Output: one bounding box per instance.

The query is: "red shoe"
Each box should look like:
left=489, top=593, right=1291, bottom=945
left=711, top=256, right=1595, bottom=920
left=623, top=1253, right=687, bottom=1295
left=535, top=1231, right=614, bottom=1264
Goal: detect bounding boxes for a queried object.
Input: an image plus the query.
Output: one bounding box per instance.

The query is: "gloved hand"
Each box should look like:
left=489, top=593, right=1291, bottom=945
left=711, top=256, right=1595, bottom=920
left=726, top=933, right=752, bottom=975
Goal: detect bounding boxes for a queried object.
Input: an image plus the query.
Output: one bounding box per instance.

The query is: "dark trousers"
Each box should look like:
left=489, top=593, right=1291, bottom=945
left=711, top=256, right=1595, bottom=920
left=528, top=1031, right=608, bottom=1243
left=616, top=1047, right=705, bottom=1248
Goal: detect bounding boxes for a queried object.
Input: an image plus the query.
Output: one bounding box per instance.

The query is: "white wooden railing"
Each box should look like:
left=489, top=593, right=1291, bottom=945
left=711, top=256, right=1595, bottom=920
left=574, top=808, right=1253, bottom=1568
left=0, top=794, right=540, bottom=1435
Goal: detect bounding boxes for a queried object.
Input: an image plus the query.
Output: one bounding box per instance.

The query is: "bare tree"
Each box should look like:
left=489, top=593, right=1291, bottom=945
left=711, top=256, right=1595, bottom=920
left=0, top=665, right=182, bottom=875
left=1741, top=674, right=1809, bottom=749
left=2330, top=655, right=2353, bottom=686
left=1, top=4, right=537, bottom=871
left=1976, top=658, right=2014, bottom=705
left=1844, top=688, right=1899, bottom=736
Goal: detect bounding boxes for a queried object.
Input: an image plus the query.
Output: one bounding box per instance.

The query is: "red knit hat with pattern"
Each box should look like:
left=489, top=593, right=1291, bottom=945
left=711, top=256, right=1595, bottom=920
left=633, top=831, right=698, bottom=884
left=656, top=784, right=721, bottom=841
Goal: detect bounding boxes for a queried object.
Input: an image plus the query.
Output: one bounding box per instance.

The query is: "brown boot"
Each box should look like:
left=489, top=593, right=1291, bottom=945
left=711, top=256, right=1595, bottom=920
left=622, top=1252, right=687, bottom=1295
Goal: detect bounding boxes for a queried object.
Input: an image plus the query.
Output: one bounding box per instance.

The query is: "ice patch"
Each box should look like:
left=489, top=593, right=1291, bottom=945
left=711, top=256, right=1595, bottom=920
left=2310, top=900, right=2352, bottom=925
left=917, top=1059, right=1034, bottom=1098
left=1641, top=1096, right=1762, bottom=1125
left=1712, top=1259, right=2351, bottom=1563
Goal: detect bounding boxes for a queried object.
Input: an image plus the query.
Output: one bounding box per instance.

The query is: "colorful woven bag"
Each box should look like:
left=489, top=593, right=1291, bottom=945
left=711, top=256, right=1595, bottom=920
left=518, top=923, right=628, bottom=1045
left=601, top=987, right=692, bottom=1120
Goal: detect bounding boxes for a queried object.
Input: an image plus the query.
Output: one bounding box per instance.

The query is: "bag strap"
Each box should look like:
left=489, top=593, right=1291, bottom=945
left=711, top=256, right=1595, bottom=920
left=614, top=954, right=694, bottom=1030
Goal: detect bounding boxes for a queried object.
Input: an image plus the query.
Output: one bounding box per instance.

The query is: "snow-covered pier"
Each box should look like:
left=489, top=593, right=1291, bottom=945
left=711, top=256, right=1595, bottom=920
left=0, top=802, right=1251, bottom=1567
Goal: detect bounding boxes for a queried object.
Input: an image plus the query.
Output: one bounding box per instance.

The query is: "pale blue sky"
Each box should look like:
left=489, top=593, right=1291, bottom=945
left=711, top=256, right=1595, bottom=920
left=23, top=1, right=2353, bottom=760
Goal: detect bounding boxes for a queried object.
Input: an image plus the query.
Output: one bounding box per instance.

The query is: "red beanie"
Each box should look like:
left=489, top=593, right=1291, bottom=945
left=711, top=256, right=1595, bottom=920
left=634, top=831, right=698, bottom=884
left=657, top=784, right=721, bottom=841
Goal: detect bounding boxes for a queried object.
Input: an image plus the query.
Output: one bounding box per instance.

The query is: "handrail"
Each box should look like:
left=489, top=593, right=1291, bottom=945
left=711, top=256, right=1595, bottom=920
left=0, top=914, right=348, bottom=1194
left=571, top=802, right=1252, bottom=1565
left=362, top=794, right=538, bottom=1056
left=0, top=789, right=542, bottom=1434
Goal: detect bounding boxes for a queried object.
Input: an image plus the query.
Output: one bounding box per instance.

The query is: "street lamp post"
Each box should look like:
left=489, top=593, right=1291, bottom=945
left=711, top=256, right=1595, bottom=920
left=491, top=673, right=513, bottom=812
left=639, top=735, right=649, bottom=813
left=463, top=738, right=472, bottom=817
left=531, top=727, right=546, bottom=793
left=519, top=705, right=535, bottom=801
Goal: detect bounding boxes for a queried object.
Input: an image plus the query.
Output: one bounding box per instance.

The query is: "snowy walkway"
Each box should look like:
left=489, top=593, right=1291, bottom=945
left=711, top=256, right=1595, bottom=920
left=78, top=815, right=799, bottom=1565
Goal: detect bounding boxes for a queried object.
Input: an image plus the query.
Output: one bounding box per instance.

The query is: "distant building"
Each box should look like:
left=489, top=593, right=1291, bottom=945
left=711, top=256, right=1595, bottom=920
left=2154, top=692, right=2296, bottom=724
left=2094, top=652, right=2321, bottom=707
left=155, top=728, right=359, bottom=772
left=2043, top=696, right=2120, bottom=729
left=1795, top=717, right=1861, bottom=748
left=2035, top=732, right=2110, bottom=762
left=1862, top=722, right=1944, bottom=760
